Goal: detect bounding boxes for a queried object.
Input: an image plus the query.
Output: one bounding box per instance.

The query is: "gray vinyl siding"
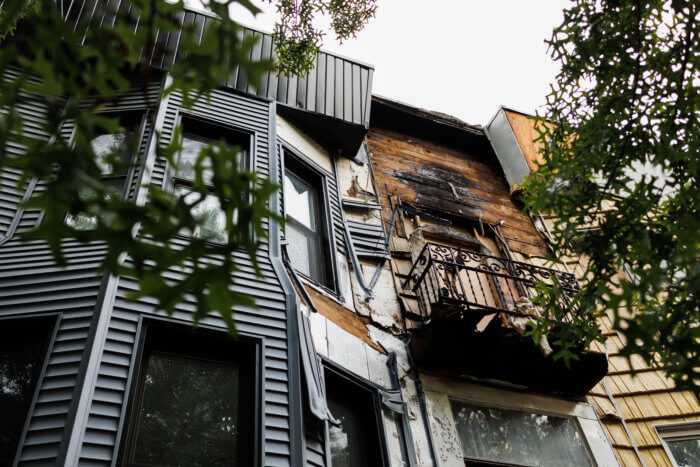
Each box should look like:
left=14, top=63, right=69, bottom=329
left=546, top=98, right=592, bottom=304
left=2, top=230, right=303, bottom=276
left=0, top=238, right=106, bottom=465
left=0, top=66, right=52, bottom=239
left=59, top=1, right=374, bottom=128
left=304, top=417, right=326, bottom=467
left=71, top=88, right=295, bottom=465
left=346, top=220, right=387, bottom=259
left=326, top=173, right=347, bottom=256
left=0, top=167, right=23, bottom=237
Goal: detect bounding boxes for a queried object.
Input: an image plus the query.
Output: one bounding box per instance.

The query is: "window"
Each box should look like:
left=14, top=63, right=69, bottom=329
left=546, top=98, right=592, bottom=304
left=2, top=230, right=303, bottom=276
left=67, top=112, right=143, bottom=229
left=450, top=400, right=591, bottom=466
left=122, top=325, right=257, bottom=466
left=656, top=422, right=700, bottom=467
left=173, top=117, right=250, bottom=243
left=325, top=367, right=385, bottom=467
left=284, top=152, right=334, bottom=289
left=0, top=317, right=53, bottom=465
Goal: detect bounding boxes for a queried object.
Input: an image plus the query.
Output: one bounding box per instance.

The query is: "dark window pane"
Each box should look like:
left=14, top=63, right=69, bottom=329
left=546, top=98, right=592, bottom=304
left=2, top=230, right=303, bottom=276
left=66, top=180, right=125, bottom=230
left=667, top=438, right=700, bottom=467
left=451, top=401, right=590, bottom=466
left=328, top=396, right=370, bottom=467
left=131, top=353, right=241, bottom=466
left=0, top=319, right=51, bottom=466
left=326, top=370, right=383, bottom=467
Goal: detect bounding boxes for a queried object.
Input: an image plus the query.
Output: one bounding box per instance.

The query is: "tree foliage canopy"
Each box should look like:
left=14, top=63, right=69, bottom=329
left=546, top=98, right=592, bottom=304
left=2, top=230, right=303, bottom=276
left=0, top=0, right=372, bottom=334
left=524, top=0, right=698, bottom=394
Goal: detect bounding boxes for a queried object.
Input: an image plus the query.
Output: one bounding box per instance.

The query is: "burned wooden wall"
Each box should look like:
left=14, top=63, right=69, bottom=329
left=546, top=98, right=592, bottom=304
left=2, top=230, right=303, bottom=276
left=367, top=98, right=548, bottom=259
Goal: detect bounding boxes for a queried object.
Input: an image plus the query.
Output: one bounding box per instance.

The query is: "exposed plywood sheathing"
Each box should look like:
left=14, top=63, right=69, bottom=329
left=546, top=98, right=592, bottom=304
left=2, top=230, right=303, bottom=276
left=503, top=109, right=549, bottom=173
left=304, top=285, right=385, bottom=354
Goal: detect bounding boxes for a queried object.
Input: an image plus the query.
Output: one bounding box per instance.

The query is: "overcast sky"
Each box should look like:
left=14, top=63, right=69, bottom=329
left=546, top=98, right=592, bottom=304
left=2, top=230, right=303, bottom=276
left=189, top=0, right=569, bottom=125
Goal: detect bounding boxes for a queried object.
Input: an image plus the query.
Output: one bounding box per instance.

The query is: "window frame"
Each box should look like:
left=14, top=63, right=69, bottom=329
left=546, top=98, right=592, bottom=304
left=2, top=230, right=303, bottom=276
left=321, top=358, right=391, bottom=467
left=93, top=110, right=147, bottom=199
left=281, top=143, right=338, bottom=293
left=168, top=112, right=255, bottom=244
left=655, top=421, right=700, bottom=467
left=449, top=398, right=594, bottom=466
left=64, top=110, right=147, bottom=228
left=117, top=319, right=263, bottom=467
left=417, top=374, right=617, bottom=467
left=0, top=313, right=58, bottom=466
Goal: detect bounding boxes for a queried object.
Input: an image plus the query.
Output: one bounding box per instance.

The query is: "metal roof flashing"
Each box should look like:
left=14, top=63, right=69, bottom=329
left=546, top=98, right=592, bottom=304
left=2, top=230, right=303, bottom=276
left=484, top=107, right=532, bottom=188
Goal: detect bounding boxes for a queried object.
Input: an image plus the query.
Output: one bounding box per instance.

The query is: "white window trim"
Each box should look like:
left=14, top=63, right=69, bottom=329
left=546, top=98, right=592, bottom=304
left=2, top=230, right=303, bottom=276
left=421, top=374, right=620, bottom=467
left=655, top=421, right=700, bottom=467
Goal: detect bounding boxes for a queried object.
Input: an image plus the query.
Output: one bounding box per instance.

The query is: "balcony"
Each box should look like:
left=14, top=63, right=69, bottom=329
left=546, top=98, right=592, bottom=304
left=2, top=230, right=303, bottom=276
left=403, top=242, right=607, bottom=396
left=403, top=242, right=580, bottom=322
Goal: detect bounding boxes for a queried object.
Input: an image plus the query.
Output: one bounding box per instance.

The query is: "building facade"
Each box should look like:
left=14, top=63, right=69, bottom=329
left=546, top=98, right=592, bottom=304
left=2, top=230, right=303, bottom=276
left=1, top=3, right=698, bottom=466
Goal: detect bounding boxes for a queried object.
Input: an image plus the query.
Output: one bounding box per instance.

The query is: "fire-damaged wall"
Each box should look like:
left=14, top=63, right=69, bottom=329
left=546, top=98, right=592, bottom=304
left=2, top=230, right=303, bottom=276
left=358, top=96, right=617, bottom=466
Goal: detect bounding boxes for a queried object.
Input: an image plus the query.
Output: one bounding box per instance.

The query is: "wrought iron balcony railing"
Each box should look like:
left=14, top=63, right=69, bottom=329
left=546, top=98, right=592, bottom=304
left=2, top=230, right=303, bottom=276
left=403, top=242, right=580, bottom=323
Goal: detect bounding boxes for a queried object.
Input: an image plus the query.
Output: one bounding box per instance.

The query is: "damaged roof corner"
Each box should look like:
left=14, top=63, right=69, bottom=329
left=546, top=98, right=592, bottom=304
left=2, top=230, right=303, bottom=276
left=484, top=106, right=532, bottom=188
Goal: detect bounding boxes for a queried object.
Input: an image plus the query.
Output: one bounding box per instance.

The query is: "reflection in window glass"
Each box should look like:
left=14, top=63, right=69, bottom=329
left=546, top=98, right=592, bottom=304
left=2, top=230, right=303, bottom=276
left=178, top=135, right=214, bottom=184
left=667, top=438, right=700, bottom=467
left=450, top=401, right=591, bottom=466
left=131, top=353, right=240, bottom=466
left=67, top=113, right=141, bottom=230
left=283, top=164, right=327, bottom=285
left=177, top=187, right=227, bottom=242
left=65, top=181, right=125, bottom=230
left=173, top=121, right=249, bottom=244
left=328, top=395, right=368, bottom=467
left=92, top=132, right=128, bottom=176
left=325, top=369, right=383, bottom=467
left=284, top=170, right=316, bottom=230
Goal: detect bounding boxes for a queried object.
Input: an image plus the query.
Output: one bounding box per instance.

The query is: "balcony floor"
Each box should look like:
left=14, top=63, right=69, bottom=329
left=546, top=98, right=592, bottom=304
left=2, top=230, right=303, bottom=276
left=409, top=309, right=607, bottom=397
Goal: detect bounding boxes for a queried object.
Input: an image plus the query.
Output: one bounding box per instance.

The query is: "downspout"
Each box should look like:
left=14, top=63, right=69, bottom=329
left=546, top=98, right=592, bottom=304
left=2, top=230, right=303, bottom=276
left=405, top=339, right=440, bottom=467
left=331, top=152, right=375, bottom=298
left=603, top=342, right=646, bottom=467
left=268, top=104, right=307, bottom=466
left=386, top=352, right=418, bottom=467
